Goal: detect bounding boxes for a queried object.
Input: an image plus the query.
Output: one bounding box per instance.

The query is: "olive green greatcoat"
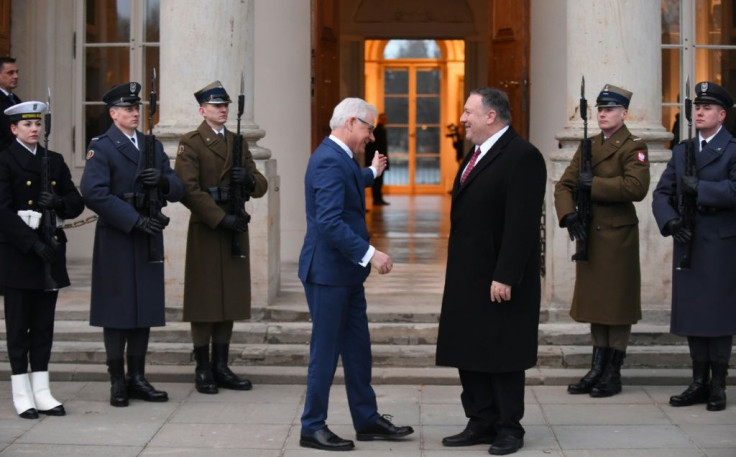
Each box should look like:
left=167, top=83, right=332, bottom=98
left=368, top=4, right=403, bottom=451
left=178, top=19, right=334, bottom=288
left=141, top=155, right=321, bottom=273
left=175, top=121, right=267, bottom=322
left=554, top=125, right=650, bottom=325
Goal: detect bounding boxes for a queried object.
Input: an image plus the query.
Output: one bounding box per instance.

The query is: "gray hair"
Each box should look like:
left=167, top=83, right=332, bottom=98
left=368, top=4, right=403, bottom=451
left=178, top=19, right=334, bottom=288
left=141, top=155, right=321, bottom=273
left=471, top=87, right=512, bottom=124
left=330, top=98, right=377, bottom=130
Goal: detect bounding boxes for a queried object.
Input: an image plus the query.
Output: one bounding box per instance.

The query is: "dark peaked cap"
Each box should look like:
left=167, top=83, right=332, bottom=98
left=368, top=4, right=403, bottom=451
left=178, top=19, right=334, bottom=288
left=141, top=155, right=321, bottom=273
left=695, top=81, right=734, bottom=109
left=103, top=82, right=142, bottom=107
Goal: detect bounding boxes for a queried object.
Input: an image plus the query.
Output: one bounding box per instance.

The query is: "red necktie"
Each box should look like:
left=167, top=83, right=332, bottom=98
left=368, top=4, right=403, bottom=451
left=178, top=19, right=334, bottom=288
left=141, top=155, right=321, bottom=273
left=460, top=146, right=482, bottom=185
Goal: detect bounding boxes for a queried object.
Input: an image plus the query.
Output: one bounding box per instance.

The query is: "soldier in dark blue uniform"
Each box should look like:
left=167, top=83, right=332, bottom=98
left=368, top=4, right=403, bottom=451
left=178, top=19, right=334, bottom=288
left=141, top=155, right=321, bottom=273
left=80, top=82, right=184, bottom=407
left=653, top=81, right=736, bottom=412
left=0, top=101, right=84, bottom=419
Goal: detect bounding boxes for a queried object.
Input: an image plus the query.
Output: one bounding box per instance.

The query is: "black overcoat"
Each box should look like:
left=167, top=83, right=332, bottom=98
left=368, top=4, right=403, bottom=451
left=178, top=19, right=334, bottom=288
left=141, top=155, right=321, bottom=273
left=0, top=141, right=84, bottom=289
left=652, top=127, right=736, bottom=337
left=80, top=125, right=184, bottom=329
left=436, top=126, right=547, bottom=373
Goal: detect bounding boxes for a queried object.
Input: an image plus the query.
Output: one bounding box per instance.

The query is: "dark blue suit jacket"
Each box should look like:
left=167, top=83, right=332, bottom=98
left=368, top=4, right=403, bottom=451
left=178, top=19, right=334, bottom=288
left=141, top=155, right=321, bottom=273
left=298, top=137, right=374, bottom=286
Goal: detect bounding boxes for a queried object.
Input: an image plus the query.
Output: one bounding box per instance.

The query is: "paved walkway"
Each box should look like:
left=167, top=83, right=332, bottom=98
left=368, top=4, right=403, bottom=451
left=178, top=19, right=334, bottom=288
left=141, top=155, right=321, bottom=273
left=0, top=381, right=734, bottom=456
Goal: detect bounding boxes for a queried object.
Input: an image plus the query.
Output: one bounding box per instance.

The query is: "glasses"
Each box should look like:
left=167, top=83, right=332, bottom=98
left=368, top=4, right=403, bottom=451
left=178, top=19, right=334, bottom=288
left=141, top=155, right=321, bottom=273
left=355, top=117, right=375, bottom=134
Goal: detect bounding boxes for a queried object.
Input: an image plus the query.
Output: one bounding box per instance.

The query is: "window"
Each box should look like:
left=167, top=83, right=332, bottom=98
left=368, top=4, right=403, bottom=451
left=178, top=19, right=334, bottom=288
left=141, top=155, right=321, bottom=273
left=75, top=0, right=159, bottom=164
left=662, top=0, right=736, bottom=146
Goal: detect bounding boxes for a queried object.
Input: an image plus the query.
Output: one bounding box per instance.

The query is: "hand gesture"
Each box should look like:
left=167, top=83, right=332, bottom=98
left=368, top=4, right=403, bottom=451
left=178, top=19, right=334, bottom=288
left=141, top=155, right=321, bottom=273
left=370, top=249, right=393, bottom=274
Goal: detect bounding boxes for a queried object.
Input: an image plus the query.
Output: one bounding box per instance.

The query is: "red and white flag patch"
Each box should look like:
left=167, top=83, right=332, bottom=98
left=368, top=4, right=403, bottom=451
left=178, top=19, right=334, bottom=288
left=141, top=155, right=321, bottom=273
left=636, top=150, right=646, bottom=163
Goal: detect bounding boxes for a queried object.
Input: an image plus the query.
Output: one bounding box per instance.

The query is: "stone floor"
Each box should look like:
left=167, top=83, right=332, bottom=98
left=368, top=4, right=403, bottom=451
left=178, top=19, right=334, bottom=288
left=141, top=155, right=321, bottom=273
left=0, top=381, right=734, bottom=456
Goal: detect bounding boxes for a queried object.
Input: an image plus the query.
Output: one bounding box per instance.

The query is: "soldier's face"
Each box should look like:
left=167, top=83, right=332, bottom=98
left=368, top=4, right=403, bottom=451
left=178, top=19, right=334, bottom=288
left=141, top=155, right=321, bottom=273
left=109, top=105, right=140, bottom=133
left=0, top=62, right=19, bottom=91
left=596, top=106, right=626, bottom=134
left=460, top=94, right=494, bottom=145
left=200, top=103, right=229, bottom=128
left=10, top=119, right=42, bottom=146
left=694, top=104, right=726, bottom=134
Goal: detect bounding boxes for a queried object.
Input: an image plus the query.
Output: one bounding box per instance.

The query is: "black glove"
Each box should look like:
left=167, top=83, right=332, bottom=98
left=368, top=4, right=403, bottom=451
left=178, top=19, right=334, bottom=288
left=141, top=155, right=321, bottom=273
left=681, top=175, right=698, bottom=196
left=32, top=240, right=57, bottom=264
left=219, top=214, right=248, bottom=233
left=666, top=218, right=692, bottom=244
left=231, top=167, right=256, bottom=192
left=138, top=168, right=162, bottom=186
left=578, top=170, right=593, bottom=191
left=134, top=216, right=164, bottom=235
left=562, top=213, right=587, bottom=242
left=38, top=191, right=63, bottom=211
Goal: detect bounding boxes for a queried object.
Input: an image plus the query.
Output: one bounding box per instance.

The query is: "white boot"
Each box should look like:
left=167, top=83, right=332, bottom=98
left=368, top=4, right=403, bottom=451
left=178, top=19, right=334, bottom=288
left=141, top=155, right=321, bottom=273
left=30, top=371, right=65, bottom=416
left=11, top=374, right=38, bottom=419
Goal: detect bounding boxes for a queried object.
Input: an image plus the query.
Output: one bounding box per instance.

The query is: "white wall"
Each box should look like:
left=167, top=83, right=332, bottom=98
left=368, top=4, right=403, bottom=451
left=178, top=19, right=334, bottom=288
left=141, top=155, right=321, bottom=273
left=254, top=0, right=311, bottom=263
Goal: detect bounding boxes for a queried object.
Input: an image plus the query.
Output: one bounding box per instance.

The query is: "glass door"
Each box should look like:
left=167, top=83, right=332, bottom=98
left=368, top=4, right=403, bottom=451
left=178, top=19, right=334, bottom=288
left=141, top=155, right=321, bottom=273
left=383, top=65, right=442, bottom=191
left=74, top=0, right=159, bottom=165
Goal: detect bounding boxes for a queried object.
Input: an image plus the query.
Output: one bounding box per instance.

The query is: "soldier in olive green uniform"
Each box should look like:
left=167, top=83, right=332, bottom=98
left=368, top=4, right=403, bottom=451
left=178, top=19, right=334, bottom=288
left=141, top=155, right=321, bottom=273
left=175, top=81, right=267, bottom=394
left=554, top=84, right=650, bottom=398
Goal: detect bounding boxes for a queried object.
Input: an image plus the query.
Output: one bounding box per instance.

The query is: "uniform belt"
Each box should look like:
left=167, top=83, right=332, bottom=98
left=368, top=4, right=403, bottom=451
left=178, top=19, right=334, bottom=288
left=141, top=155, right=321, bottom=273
left=697, top=205, right=731, bottom=214
left=121, top=192, right=146, bottom=210
left=208, top=186, right=231, bottom=204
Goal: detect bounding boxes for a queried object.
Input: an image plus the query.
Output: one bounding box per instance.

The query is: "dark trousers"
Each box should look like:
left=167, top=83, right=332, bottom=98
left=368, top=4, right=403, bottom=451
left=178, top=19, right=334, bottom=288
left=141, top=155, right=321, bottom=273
left=300, top=281, right=379, bottom=434
left=103, top=327, right=151, bottom=360
left=459, top=369, right=525, bottom=439
left=3, top=287, right=58, bottom=374
left=372, top=174, right=384, bottom=203
left=687, top=336, right=733, bottom=364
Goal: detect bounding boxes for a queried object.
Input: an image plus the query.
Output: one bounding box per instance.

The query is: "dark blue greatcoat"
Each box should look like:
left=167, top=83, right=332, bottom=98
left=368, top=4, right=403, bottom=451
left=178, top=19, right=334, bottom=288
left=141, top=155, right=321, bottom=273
left=80, top=124, right=184, bottom=329
left=652, top=127, right=736, bottom=337
left=0, top=141, right=84, bottom=289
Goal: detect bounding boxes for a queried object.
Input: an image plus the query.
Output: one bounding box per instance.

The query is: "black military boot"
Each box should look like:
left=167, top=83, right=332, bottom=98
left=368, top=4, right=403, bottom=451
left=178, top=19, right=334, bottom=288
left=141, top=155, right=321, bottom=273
left=568, top=346, right=609, bottom=394
left=707, top=363, right=728, bottom=411
left=107, top=359, right=129, bottom=407
left=193, top=345, right=218, bottom=394
left=670, top=361, right=710, bottom=407
left=212, top=343, right=252, bottom=391
left=590, top=349, right=625, bottom=398
left=126, top=355, right=169, bottom=402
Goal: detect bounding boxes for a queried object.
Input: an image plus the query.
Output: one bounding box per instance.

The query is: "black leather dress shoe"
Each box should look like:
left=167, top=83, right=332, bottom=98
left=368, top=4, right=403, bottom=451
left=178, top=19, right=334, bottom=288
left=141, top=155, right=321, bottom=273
left=489, top=435, right=523, bottom=455
left=442, top=428, right=496, bottom=447
left=19, top=408, right=39, bottom=419
left=300, top=427, right=355, bottom=451
left=356, top=414, right=414, bottom=441
left=38, top=404, right=66, bottom=416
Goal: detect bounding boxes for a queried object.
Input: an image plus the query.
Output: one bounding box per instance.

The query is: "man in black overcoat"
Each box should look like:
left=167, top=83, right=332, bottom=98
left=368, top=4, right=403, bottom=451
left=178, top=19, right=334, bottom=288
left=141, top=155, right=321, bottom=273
left=436, top=87, right=546, bottom=455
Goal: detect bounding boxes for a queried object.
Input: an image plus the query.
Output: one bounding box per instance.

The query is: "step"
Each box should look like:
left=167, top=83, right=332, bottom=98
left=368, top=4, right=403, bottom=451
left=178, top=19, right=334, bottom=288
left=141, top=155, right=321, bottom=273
left=0, top=341, right=709, bottom=369
left=0, top=362, right=730, bottom=387
left=0, top=320, right=686, bottom=346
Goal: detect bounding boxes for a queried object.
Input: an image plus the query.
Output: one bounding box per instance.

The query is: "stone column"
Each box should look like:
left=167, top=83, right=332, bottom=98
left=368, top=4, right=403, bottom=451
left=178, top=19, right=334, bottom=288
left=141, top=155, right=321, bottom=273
left=547, top=0, right=672, bottom=314
left=157, top=0, right=280, bottom=308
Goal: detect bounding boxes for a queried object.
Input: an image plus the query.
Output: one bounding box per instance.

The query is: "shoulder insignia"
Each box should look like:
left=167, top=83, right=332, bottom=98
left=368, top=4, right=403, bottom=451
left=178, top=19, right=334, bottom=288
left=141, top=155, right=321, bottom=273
left=632, top=137, right=642, bottom=141
left=86, top=149, right=95, bottom=160
left=178, top=145, right=185, bottom=156
left=636, top=150, right=646, bottom=163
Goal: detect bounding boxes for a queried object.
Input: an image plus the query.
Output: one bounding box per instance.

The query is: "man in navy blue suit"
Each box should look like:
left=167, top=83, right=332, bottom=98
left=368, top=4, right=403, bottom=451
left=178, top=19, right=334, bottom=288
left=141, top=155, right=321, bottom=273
left=298, top=98, right=414, bottom=451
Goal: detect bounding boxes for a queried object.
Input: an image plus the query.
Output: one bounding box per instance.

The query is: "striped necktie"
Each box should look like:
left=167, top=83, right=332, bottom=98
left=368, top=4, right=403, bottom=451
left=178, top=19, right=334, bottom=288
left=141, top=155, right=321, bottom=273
left=460, top=146, right=482, bottom=185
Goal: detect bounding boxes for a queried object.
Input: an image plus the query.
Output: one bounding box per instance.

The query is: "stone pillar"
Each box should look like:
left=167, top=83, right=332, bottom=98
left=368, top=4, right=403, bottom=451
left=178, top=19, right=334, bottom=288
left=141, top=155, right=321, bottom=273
left=547, top=0, right=673, bottom=314
left=157, top=0, right=280, bottom=308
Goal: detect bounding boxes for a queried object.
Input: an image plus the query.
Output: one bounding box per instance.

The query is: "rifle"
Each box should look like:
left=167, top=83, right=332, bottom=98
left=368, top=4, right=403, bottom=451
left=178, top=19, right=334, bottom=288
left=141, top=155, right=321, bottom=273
left=40, top=88, right=59, bottom=291
left=143, top=68, right=169, bottom=263
left=677, top=77, right=696, bottom=270
left=572, top=76, right=592, bottom=262
left=230, top=72, right=251, bottom=258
